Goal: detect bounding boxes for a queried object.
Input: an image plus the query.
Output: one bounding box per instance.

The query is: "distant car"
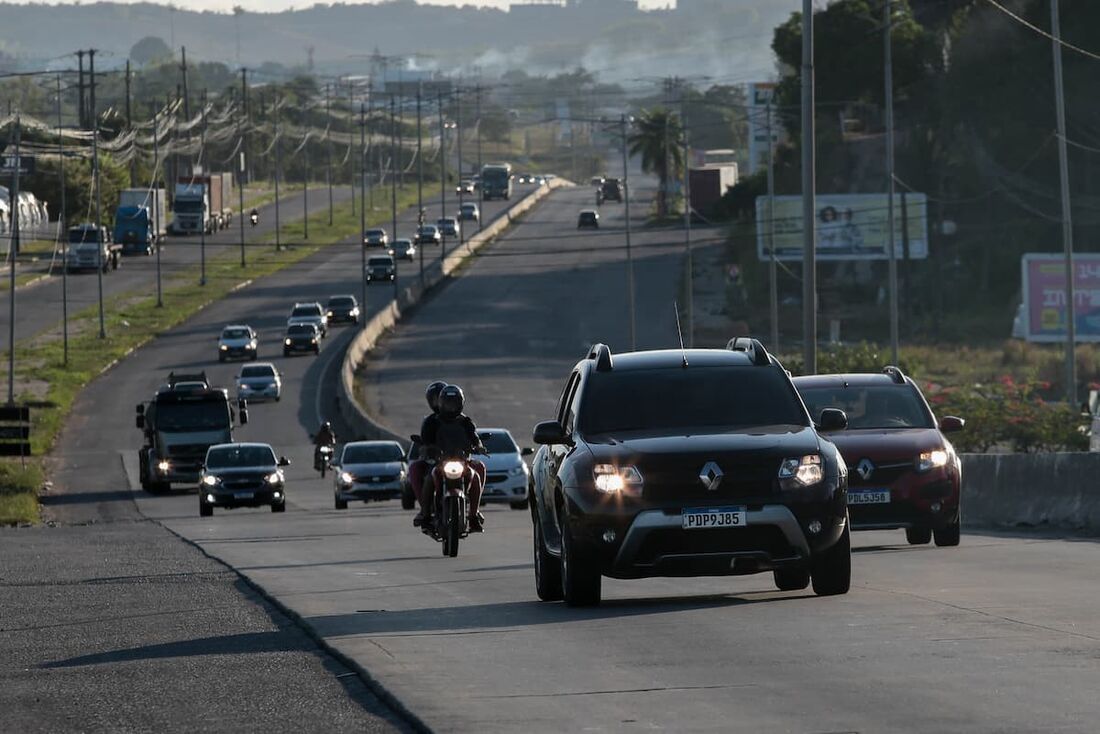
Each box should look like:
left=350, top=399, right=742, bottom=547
left=455, top=180, right=475, bottom=195
left=199, top=442, right=289, bottom=517
left=364, top=228, right=388, bottom=247
left=283, top=323, right=320, bottom=356
left=391, top=238, right=416, bottom=261
left=437, top=217, right=460, bottom=239
left=332, top=440, right=408, bottom=508
left=365, top=254, right=396, bottom=282
left=577, top=209, right=600, bottom=229
left=793, top=366, right=964, bottom=547
left=517, top=173, right=534, bottom=184
left=415, top=224, right=442, bottom=246
left=474, top=428, right=533, bottom=510
left=218, top=324, right=258, bottom=362
left=236, top=362, right=282, bottom=402
left=325, top=294, right=360, bottom=325
left=597, top=177, right=624, bottom=204
left=459, top=203, right=480, bottom=222
left=287, top=302, right=327, bottom=338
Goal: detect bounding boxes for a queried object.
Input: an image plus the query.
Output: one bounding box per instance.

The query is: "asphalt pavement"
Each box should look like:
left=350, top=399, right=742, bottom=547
left=32, top=178, right=1100, bottom=733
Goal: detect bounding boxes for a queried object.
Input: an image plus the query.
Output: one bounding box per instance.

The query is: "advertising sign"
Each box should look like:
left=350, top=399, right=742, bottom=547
left=755, top=193, right=928, bottom=262
left=747, top=83, right=782, bottom=175
left=1021, top=253, right=1100, bottom=343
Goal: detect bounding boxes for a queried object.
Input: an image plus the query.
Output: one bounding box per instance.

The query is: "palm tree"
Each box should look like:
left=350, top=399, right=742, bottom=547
left=628, top=108, right=685, bottom=219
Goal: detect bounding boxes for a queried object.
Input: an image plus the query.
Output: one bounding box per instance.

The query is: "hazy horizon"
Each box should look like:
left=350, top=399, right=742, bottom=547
left=0, top=0, right=670, bottom=12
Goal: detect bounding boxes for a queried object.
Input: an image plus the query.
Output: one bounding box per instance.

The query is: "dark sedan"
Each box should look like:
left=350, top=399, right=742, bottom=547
left=283, top=323, right=320, bottom=356
left=199, top=443, right=290, bottom=516
left=325, top=294, right=360, bottom=325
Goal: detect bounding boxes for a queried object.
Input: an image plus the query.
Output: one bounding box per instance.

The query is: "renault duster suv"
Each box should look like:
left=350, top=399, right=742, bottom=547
left=529, top=339, right=851, bottom=607
left=794, top=367, right=964, bottom=547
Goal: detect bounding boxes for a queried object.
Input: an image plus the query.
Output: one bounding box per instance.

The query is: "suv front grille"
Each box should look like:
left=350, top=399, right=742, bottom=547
left=635, top=526, right=794, bottom=565
left=849, top=459, right=912, bottom=487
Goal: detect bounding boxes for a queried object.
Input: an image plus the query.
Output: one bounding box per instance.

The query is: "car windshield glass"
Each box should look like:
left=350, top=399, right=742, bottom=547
left=328, top=297, right=354, bottom=307
left=476, top=432, right=518, bottom=454
left=287, top=325, right=314, bottom=335
left=175, top=201, right=203, bottom=212
left=799, top=384, right=933, bottom=429
left=206, top=445, right=276, bottom=468
left=222, top=328, right=250, bottom=339
left=369, top=257, right=391, bottom=266
left=342, top=444, right=404, bottom=463
left=240, top=366, right=275, bottom=378
left=366, top=229, right=384, bottom=237
left=156, top=402, right=230, bottom=432
left=579, top=366, right=809, bottom=435
left=292, top=305, right=320, bottom=317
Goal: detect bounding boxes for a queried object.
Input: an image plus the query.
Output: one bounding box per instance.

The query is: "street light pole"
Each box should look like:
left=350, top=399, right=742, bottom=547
left=391, top=94, right=399, bottom=301
left=621, top=113, right=636, bottom=351
left=274, top=96, right=282, bottom=251
left=767, top=101, right=779, bottom=352
left=417, top=84, right=424, bottom=286
left=360, top=102, right=367, bottom=329
left=93, top=116, right=106, bottom=339
left=884, top=0, right=899, bottom=365
left=681, top=101, right=693, bottom=347
left=57, top=75, right=70, bottom=365
left=154, top=104, right=163, bottom=307
left=1051, top=0, right=1077, bottom=405
left=7, top=116, right=20, bottom=404
left=801, top=0, right=817, bottom=374
left=439, top=91, right=447, bottom=261
left=199, top=89, right=207, bottom=285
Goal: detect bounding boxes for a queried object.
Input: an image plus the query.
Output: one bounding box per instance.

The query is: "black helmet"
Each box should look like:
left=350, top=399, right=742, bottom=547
left=438, top=384, right=464, bottom=418
left=321, top=421, right=331, bottom=431
left=425, top=381, right=447, bottom=412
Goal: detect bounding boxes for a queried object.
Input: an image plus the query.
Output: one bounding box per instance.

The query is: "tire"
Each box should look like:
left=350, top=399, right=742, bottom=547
left=283, top=349, right=290, bottom=357
left=533, top=517, right=563, bottom=602
left=319, top=463, right=327, bottom=479
left=313, top=346, right=320, bottom=355
left=906, top=526, right=932, bottom=545
left=773, top=568, right=811, bottom=591
left=271, top=501, right=286, bottom=513
left=218, top=354, right=225, bottom=363
left=444, top=495, right=461, bottom=558
left=335, top=495, right=348, bottom=510
left=250, top=351, right=257, bottom=361
left=811, top=523, right=851, bottom=596
left=200, top=502, right=213, bottom=517
left=401, top=484, right=416, bottom=511
left=510, top=499, right=529, bottom=510
left=934, top=517, right=961, bottom=547
left=560, top=511, right=601, bottom=606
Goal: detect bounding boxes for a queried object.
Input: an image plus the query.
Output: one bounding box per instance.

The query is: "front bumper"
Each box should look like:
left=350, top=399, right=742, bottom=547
left=284, top=340, right=318, bottom=352
left=219, top=346, right=255, bottom=359
left=202, top=485, right=284, bottom=508
left=848, top=473, right=960, bottom=531
left=238, top=384, right=280, bottom=401
left=327, top=312, right=359, bottom=323
left=482, top=474, right=528, bottom=504
left=336, top=478, right=403, bottom=501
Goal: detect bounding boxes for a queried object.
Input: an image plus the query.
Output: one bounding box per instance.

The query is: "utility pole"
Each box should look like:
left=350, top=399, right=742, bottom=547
left=682, top=101, right=693, bottom=347
left=154, top=104, right=163, bottom=307
left=303, top=129, right=309, bottom=241
left=274, top=95, right=282, bottom=251
left=663, top=77, right=671, bottom=219
left=76, top=50, right=86, bottom=130
left=884, top=0, right=899, bottom=366
left=349, top=80, right=356, bottom=217
left=7, top=116, right=20, bottom=403
left=801, top=0, right=817, bottom=374
left=439, top=90, right=447, bottom=260
left=326, top=83, right=334, bottom=226
left=767, top=101, right=779, bottom=352
left=417, top=84, right=424, bottom=286
left=199, top=89, right=207, bottom=285
left=93, top=116, right=105, bottom=339
left=368, top=91, right=375, bottom=211
left=621, top=113, right=636, bottom=350
left=360, top=102, right=367, bottom=326
left=475, top=82, right=483, bottom=232
left=126, top=59, right=135, bottom=187
left=238, top=147, right=246, bottom=267
left=88, top=49, right=97, bottom=137
left=180, top=47, right=190, bottom=145
left=57, top=75, right=69, bottom=364
left=241, top=68, right=250, bottom=185
left=391, top=95, right=399, bottom=301
left=456, top=87, right=464, bottom=249
left=1051, top=0, right=1077, bottom=405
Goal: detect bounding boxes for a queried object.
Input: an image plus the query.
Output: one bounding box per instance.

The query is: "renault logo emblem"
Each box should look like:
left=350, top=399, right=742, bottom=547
left=699, top=461, right=723, bottom=491
left=856, top=458, right=874, bottom=481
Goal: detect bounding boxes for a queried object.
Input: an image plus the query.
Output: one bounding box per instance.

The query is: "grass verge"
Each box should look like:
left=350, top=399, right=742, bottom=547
left=0, top=462, right=44, bottom=525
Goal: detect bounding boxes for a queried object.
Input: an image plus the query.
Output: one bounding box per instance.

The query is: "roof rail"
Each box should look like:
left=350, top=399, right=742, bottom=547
left=883, top=365, right=906, bottom=384
left=167, top=370, right=209, bottom=387
left=586, top=343, right=614, bottom=372
left=725, top=337, right=771, bottom=367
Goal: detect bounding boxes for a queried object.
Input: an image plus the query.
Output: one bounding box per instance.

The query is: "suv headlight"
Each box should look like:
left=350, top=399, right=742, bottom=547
left=778, top=454, right=823, bottom=489
left=219, top=344, right=228, bottom=351
left=592, top=464, right=643, bottom=494
left=265, top=472, right=282, bottom=484
left=339, top=471, right=354, bottom=485
left=443, top=461, right=465, bottom=479
left=201, top=474, right=219, bottom=487
left=284, top=338, right=292, bottom=345
left=916, top=449, right=949, bottom=473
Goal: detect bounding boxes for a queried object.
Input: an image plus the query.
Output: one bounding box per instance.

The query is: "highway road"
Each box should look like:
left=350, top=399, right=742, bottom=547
left=39, top=180, right=1100, bottom=732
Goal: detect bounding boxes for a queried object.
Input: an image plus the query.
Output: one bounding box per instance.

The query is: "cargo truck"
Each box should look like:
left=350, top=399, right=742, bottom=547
left=65, top=224, right=121, bottom=272
left=172, top=172, right=233, bottom=235
left=480, top=163, right=513, bottom=201
left=135, top=371, right=249, bottom=492
left=114, top=187, right=167, bottom=255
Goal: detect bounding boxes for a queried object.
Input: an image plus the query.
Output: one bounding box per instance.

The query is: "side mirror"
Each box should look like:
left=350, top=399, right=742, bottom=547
left=533, top=420, right=569, bottom=445
left=521, top=447, right=535, bottom=456
left=136, top=403, right=145, bottom=415
left=135, top=414, right=145, bottom=429
left=278, top=456, right=291, bottom=467
left=939, top=415, right=965, bottom=433
left=239, top=407, right=249, bottom=425
left=818, top=408, right=848, bottom=432
left=410, top=434, right=421, bottom=443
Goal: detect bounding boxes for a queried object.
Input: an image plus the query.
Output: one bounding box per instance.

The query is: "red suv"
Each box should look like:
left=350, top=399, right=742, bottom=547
left=793, top=366, right=965, bottom=546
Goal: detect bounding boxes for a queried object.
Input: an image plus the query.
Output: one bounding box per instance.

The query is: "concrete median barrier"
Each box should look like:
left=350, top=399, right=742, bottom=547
left=961, top=452, right=1100, bottom=532
left=335, top=180, right=572, bottom=443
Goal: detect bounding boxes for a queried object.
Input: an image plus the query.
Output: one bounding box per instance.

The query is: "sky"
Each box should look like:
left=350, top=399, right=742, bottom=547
left=1, top=0, right=669, bottom=11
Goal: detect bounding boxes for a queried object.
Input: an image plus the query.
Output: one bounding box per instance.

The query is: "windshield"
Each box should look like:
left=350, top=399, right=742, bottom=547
left=483, top=168, right=509, bottom=184
left=206, top=445, right=276, bottom=469
left=291, top=305, right=321, bottom=317
left=287, top=324, right=315, bottom=335
left=369, top=257, right=392, bottom=266
left=175, top=200, right=204, bottom=213
left=328, top=297, right=355, bottom=307
left=222, top=328, right=251, bottom=340
left=156, top=401, right=231, bottom=432
left=342, top=443, right=404, bottom=464
left=799, top=384, right=933, bottom=430
left=579, top=367, right=809, bottom=435
left=240, top=365, right=275, bottom=378
left=366, top=229, right=385, bottom=237
left=476, top=431, right=518, bottom=455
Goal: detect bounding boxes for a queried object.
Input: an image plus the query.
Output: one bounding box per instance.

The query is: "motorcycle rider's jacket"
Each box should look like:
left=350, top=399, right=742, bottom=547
left=421, top=413, right=479, bottom=457
left=314, top=424, right=336, bottom=446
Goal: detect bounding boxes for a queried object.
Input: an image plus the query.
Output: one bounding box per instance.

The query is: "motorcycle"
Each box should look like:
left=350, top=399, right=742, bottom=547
left=249, top=211, right=259, bottom=227
left=314, top=443, right=334, bottom=478
left=412, top=435, right=484, bottom=558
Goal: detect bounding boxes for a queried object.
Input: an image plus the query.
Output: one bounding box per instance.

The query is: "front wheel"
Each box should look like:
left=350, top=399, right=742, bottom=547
left=906, top=526, right=932, bottom=545
left=510, top=499, right=529, bottom=510
left=774, top=568, right=811, bottom=591
left=443, top=495, right=461, bottom=558
left=533, top=517, right=563, bottom=602
left=200, top=502, right=213, bottom=517
left=271, top=501, right=286, bottom=513
left=334, top=494, right=348, bottom=510
left=401, top=484, right=416, bottom=511
left=811, top=523, right=851, bottom=596
left=934, top=517, right=961, bottom=547
left=561, top=511, right=601, bottom=606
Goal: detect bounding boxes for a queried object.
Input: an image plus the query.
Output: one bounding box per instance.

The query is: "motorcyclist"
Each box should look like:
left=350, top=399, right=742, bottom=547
left=422, top=384, right=486, bottom=532
left=410, top=381, right=446, bottom=528
left=313, top=421, right=336, bottom=470
left=249, top=208, right=259, bottom=226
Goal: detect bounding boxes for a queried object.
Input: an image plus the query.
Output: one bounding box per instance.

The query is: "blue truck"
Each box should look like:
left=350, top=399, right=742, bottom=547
left=114, top=187, right=167, bottom=256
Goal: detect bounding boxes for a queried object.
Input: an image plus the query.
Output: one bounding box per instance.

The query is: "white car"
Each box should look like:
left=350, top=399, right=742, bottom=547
left=459, top=203, right=480, bottom=222
left=287, top=302, right=327, bottom=338
left=332, top=440, right=407, bottom=508
left=390, top=238, right=416, bottom=261
left=218, top=324, right=258, bottom=362
left=364, top=228, right=389, bottom=247
left=236, top=362, right=281, bottom=402
left=475, top=428, right=533, bottom=510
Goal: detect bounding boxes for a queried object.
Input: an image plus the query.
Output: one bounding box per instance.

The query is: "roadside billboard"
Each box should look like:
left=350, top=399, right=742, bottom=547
left=747, top=83, right=783, bottom=175
left=755, top=193, right=929, bottom=262
left=1021, top=253, right=1100, bottom=343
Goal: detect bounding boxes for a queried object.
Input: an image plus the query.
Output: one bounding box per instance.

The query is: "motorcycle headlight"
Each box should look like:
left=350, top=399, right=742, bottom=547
left=284, top=338, right=292, bottom=345
left=339, top=471, right=354, bottom=485
left=443, top=461, right=465, bottom=479
left=201, top=474, right=219, bottom=487
left=265, top=472, right=282, bottom=484
left=592, top=464, right=643, bottom=494
left=916, top=449, right=949, bottom=473
left=778, top=454, right=823, bottom=489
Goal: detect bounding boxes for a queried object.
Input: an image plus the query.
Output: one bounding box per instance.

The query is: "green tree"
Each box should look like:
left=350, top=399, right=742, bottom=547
left=130, top=36, right=172, bottom=66
left=628, top=108, right=684, bottom=219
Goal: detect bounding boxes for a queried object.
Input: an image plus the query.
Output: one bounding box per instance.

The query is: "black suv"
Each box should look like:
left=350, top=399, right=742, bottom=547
left=597, top=178, right=624, bottom=204
left=529, top=340, right=851, bottom=606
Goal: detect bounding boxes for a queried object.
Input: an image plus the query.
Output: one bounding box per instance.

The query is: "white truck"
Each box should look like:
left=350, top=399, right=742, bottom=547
left=172, top=172, right=233, bottom=235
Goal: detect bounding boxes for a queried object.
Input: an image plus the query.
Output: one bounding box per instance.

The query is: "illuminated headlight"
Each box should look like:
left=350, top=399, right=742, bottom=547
left=265, top=472, right=282, bottom=484
left=443, top=461, right=465, bottom=479
left=326, top=311, right=334, bottom=317
left=273, top=491, right=282, bottom=499
left=284, top=338, right=292, bottom=346
left=205, top=493, right=215, bottom=503
left=917, top=449, right=949, bottom=473
left=592, top=464, right=643, bottom=494
left=201, top=474, right=219, bottom=487
left=310, top=337, right=317, bottom=344
left=339, top=471, right=354, bottom=485
left=219, top=344, right=228, bottom=351
left=157, top=460, right=170, bottom=473
left=248, top=340, right=257, bottom=348
left=508, top=465, right=527, bottom=476
left=778, top=454, right=823, bottom=489
left=350, top=307, right=359, bottom=315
